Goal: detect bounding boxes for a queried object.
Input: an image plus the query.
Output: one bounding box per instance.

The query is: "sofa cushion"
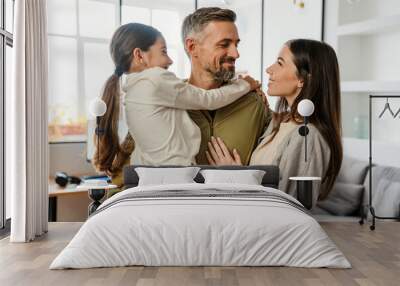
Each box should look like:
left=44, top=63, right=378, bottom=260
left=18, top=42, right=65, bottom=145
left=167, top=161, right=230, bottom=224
left=371, top=179, right=400, bottom=217
left=337, top=156, right=369, bottom=185
left=363, top=164, right=400, bottom=200
left=317, top=182, right=364, bottom=216
left=311, top=205, right=334, bottom=215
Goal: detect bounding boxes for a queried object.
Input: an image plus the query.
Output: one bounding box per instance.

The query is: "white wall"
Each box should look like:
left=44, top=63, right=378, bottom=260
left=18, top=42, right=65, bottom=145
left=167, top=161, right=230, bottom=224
left=344, top=137, right=400, bottom=168
left=49, top=143, right=96, bottom=177
left=263, top=0, right=323, bottom=109
left=198, top=0, right=263, bottom=81
left=338, top=0, right=400, bottom=25
left=324, top=0, right=400, bottom=141
left=329, top=0, right=400, bottom=84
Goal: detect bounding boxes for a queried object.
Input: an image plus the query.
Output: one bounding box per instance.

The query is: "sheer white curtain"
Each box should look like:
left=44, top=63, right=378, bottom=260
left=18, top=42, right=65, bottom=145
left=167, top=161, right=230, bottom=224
left=8, top=0, right=49, bottom=242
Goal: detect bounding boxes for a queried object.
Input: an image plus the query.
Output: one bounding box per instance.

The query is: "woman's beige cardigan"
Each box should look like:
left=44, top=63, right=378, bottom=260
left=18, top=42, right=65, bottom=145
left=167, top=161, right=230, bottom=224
left=255, top=119, right=331, bottom=207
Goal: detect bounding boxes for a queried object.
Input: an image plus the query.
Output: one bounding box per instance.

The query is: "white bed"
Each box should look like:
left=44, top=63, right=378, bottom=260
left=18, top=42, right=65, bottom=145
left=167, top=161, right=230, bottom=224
left=50, top=183, right=351, bottom=269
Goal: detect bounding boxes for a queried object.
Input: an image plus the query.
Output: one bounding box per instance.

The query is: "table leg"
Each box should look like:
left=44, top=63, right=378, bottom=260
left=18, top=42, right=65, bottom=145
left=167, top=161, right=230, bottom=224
left=296, top=180, right=313, bottom=210
left=48, top=197, right=57, bottom=222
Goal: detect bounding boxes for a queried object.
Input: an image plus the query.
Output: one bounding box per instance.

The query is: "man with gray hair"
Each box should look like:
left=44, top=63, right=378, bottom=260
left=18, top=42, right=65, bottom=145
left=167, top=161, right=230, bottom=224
left=183, top=7, right=270, bottom=165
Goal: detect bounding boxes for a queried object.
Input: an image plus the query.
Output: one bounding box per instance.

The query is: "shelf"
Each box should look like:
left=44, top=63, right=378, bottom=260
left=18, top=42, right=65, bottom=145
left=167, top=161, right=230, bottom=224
left=341, top=81, right=400, bottom=93
left=337, top=14, right=400, bottom=36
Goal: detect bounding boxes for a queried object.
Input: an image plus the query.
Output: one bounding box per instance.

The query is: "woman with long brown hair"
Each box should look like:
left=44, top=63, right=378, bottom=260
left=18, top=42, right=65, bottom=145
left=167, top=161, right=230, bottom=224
left=207, top=39, right=343, bottom=205
left=93, top=23, right=260, bottom=185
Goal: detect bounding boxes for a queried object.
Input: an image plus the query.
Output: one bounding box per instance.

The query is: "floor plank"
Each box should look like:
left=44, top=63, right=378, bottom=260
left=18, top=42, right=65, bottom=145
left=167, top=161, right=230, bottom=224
left=0, top=222, right=399, bottom=286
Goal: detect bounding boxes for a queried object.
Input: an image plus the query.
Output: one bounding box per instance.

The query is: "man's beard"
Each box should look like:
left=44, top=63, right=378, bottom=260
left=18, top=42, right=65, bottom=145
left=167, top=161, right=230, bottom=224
left=206, top=56, right=236, bottom=85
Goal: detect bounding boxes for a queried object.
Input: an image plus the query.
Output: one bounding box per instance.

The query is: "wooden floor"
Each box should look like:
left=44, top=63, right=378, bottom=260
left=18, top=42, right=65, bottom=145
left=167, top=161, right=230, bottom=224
left=0, top=222, right=399, bottom=286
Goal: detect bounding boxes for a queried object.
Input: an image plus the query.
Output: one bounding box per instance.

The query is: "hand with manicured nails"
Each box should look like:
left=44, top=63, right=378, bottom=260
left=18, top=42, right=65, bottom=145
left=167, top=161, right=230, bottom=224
left=206, top=136, right=242, bottom=166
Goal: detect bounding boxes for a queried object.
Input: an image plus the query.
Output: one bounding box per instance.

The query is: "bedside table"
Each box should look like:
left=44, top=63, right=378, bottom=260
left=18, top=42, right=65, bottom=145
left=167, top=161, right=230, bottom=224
left=289, top=176, right=321, bottom=210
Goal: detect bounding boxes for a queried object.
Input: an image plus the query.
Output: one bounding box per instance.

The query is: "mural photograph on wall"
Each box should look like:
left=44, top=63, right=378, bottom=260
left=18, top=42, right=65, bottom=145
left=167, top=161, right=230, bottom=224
left=68, top=0, right=325, bottom=198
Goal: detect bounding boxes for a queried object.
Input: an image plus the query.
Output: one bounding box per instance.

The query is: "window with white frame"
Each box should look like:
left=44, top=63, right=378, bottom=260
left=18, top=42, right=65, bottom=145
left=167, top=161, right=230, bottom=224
left=197, top=0, right=264, bottom=81
left=47, top=0, right=119, bottom=143
left=47, top=0, right=323, bottom=146
left=47, top=0, right=194, bottom=143
left=122, top=0, right=194, bottom=78
left=1, top=0, right=14, bottom=230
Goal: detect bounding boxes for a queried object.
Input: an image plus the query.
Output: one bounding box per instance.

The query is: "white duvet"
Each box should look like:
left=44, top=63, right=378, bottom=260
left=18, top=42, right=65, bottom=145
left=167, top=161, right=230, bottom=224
left=50, top=183, right=351, bottom=269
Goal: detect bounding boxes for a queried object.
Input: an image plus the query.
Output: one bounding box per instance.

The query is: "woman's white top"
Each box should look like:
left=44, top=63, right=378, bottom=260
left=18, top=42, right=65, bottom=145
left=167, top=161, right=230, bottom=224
left=123, top=67, right=250, bottom=166
left=250, top=121, right=298, bottom=165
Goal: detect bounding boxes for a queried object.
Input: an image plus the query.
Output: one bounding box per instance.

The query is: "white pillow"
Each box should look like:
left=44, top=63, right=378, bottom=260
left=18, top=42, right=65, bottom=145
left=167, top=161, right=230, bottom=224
left=135, top=167, right=200, bottom=186
left=200, top=169, right=266, bottom=185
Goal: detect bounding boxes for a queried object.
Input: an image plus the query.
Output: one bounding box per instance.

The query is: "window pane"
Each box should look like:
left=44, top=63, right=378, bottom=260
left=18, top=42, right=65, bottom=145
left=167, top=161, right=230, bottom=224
left=263, top=0, right=323, bottom=108
left=122, top=0, right=195, bottom=78
left=48, top=1, right=195, bottom=143
left=79, top=0, right=118, bottom=39
left=5, top=0, right=14, bottom=33
left=47, top=0, right=77, bottom=36
left=167, top=48, right=178, bottom=75
left=48, top=0, right=118, bottom=142
left=48, top=36, right=83, bottom=142
left=83, top=42, right=114, bottom=112
left=5, top=44, right=12, bottom=219
left=152, top=9, right=181, bottom=46
left=121, top=6, right=151, bottom=25
left=197, top=0, right=263, bottom=81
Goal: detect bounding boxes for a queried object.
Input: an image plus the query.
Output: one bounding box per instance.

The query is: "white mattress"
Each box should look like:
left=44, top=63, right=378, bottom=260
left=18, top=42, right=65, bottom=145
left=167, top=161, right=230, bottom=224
left=50, top=183, right=351, bottom=269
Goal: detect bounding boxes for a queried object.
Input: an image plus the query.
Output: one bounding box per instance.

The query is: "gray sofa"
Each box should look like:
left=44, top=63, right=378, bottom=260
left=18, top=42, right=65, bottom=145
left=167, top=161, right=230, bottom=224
left=313, top=156, right=400, bottom=220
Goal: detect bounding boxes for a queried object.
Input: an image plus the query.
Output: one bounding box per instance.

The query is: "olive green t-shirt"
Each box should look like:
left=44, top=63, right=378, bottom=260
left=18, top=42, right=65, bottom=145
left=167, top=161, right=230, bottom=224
left=188, top=91, right=271, bottom=165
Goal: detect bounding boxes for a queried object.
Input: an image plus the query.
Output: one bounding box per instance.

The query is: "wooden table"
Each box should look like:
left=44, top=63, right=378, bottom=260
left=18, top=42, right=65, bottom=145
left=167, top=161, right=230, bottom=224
left=48, top=179, right=118, bottom=222
left=48, top=181, right=92, bottom=222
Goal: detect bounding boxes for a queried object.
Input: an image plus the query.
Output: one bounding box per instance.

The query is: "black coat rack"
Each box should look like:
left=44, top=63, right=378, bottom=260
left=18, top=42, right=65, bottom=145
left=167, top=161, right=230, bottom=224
left=359, top=95, right=400, bottom=230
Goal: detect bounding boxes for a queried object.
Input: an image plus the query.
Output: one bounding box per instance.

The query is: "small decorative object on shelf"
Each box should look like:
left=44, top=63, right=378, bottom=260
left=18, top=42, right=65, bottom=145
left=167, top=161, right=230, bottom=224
left=353, top=115, right=369, bottom=139
left=360, top=94, right=400, bottom=231
left=293, top=0, right=305, bottom=9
